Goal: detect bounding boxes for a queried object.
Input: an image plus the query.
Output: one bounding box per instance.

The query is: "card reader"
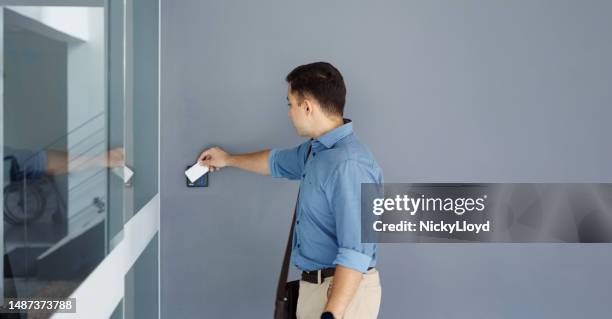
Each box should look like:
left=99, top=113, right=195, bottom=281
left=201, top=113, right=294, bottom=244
left=185, top=163, right=209, bottom=187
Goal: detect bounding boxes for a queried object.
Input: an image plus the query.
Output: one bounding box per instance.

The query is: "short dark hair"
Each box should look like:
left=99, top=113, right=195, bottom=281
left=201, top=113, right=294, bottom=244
left=286, top=62, right=346, bottom=116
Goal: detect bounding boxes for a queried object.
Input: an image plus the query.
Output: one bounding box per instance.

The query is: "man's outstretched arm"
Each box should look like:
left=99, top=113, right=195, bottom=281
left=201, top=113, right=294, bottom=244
left=46, top=147, right=124, bottom=175
left=198, top=146, right=271, bottom=176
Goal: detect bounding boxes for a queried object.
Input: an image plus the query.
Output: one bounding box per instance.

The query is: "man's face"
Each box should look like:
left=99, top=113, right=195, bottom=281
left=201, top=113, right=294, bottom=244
left=287, top=86, right=310, bottom=137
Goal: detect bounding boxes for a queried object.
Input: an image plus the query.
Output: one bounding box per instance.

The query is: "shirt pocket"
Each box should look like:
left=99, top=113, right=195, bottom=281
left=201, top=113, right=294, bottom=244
left=300, top=174, right=325, bottom=206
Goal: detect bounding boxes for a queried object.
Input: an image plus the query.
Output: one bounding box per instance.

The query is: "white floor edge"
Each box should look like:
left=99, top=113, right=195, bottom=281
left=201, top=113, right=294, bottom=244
left=51, top=193, right=160, bottom=319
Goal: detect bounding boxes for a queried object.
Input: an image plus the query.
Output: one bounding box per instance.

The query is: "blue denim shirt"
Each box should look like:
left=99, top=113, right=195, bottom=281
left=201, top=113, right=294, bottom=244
left=268, top=119, right=383, bottom=273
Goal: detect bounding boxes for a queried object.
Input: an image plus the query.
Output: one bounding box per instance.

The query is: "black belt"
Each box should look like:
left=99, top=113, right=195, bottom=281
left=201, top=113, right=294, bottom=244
left=301, top=267, right=374, bottom=284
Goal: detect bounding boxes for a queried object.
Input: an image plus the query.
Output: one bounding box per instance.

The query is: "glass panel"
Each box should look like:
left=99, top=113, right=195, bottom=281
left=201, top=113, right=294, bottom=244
left=108, top=0, right=125, bottom=249
left=2, top=5, right=113, bottom=313
left=1, top=2, right=159, bottom=317
left=124, top=233, right=158, bottom=319
left=127, top=0, right=159, bottom=217
left=124, top=1, right=159, bottom=318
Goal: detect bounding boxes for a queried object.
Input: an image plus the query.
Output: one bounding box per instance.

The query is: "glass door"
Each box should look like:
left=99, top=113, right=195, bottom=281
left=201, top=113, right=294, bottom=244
left=115, top=0, right=160, bottom=317
left=1, top=4, right=110, bottom=318
left=1, top=1, right=159, bottom=317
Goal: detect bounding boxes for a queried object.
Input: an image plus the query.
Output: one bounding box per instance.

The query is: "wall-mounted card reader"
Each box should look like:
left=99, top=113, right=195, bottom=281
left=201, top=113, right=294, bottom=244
left=185, top=164, right=209, bottom=187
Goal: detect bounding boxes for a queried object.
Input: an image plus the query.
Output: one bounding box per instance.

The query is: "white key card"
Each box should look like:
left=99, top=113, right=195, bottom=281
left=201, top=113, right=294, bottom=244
left=185, top=162, right=209, bottom=183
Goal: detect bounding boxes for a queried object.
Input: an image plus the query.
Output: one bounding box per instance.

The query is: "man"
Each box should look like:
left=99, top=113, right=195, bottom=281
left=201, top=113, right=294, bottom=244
left=198, top=62, right=383, bottom=319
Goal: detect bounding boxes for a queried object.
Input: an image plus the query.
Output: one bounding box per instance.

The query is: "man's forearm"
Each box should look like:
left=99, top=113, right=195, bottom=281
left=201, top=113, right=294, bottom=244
left=228, top=149, right=271, bottom=175
left=46, top=149, right=70, bottom=175
left=324, top=265, right=363, bottom=318
left=46, top=148, right=123, bottom=175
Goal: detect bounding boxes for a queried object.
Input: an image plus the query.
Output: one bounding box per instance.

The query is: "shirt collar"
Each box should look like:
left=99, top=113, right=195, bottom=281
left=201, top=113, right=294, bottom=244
left=313, top=118, right=353, bottom=149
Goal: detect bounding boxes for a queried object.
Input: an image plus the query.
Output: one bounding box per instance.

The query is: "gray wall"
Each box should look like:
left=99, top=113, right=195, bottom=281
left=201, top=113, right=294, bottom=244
left=161, top=1, right=612, bottom=318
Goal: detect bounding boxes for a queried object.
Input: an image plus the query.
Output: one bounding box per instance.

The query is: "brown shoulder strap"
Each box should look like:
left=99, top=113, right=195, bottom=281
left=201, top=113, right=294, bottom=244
left=275, top=201, right=298, bottom=301
left=275, top=143, right=312, bottom=301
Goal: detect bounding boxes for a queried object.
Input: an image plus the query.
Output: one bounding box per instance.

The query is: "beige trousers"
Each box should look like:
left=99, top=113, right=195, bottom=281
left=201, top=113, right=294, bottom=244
left=296, top=268, right=381, bottom=319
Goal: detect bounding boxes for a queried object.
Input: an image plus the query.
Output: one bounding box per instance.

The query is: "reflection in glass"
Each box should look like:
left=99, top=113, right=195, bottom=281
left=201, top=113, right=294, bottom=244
left=108, top=0, right=126, bottom=251
left=2, top=6, right=120, bottom=318
left=2, top=1, right=159, bottom=317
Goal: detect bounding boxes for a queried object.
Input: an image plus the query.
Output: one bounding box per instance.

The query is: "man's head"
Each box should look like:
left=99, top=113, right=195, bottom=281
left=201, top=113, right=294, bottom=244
left=285, top=62, right=346, bottom=137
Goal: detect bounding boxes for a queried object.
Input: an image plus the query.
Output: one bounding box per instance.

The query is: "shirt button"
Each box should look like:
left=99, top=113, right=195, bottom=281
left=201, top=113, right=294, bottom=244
left=296, top=220, right=300, bottom=224
left=297, top=244, right=301, bottom=248
left=313, top=152, right=316, bottom=157
left=302, top=173, right=306, bottom=178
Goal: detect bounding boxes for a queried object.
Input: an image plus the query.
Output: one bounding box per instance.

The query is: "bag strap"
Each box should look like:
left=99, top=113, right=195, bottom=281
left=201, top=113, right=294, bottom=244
left=275, top=143, right=312, bottom=301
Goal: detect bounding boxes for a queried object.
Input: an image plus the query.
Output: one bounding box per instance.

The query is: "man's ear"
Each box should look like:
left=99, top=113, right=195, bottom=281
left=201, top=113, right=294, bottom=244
left=303, top=98, right=314, bottom=116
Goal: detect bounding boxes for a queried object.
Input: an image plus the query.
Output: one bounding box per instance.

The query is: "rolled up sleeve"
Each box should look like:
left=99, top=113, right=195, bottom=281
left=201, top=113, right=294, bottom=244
left=268, top=141, right=310, bottom=180
left=325, top=160, right=377, bottom=273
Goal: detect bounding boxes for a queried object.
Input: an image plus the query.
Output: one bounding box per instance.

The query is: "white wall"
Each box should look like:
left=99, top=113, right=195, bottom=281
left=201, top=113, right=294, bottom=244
left=7, top=6, right=89, bottom=41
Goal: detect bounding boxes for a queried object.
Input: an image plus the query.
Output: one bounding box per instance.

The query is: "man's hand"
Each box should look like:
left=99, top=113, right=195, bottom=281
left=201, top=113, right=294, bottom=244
left=107, top=147, right=125, bottom=168
left=198, top=146, right=232, bottom=172
left=324, top=265, right=363, bottom=319
left=197, top=146, right=271, bottom=176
